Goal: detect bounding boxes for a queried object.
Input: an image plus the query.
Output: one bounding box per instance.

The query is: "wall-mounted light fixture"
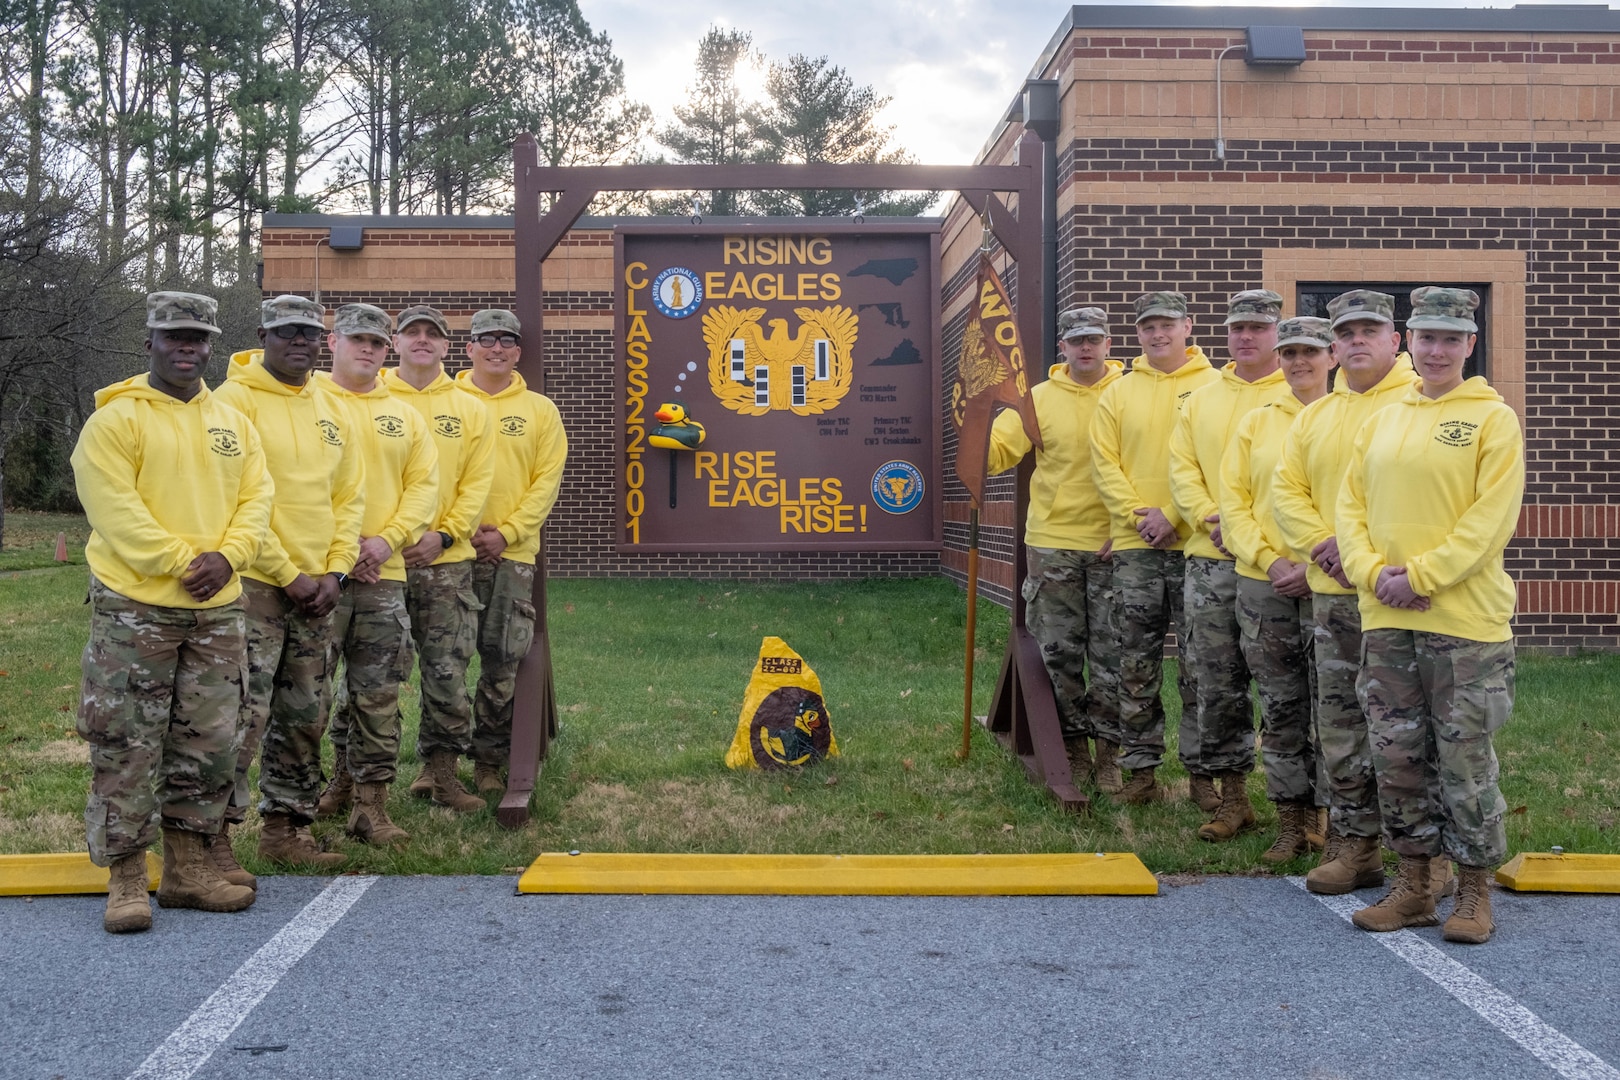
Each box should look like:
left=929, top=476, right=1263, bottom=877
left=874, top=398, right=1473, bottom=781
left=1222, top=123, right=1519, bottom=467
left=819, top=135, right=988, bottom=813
left=1216, top=27, right=1306, bottom=161
left=312, top=226, right=364, bottom=304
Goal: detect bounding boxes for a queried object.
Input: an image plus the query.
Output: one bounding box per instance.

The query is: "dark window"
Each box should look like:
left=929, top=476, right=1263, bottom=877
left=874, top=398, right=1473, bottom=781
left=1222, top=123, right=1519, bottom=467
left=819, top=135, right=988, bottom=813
left=1295, top=282, right=1489, bottom=382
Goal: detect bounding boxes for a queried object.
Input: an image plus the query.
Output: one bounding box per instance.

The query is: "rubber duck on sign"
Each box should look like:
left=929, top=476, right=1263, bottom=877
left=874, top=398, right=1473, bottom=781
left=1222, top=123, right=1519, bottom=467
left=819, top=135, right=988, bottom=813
left=649, top=402, right=706, bottom=450
left=649, top=402, right=704, bottom=508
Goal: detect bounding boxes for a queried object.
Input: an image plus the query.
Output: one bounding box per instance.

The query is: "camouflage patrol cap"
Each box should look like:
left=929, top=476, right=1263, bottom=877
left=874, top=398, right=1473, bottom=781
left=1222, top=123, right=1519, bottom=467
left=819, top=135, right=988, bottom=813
left=1327, top=290, right=1395, bottom=329
left=470, top=309, right=522, bottom=339
left=261, top=294, right=325, bottom=331
left=395, top=304, right=449, bottom=336
left=1224, top=289, right=1284, bottom=325
left=333, top=303, right=393, bottom=340
left=1406, top=286, right=1480, bottom=333
left=1275, top=317, right=1333, bottom=350
left=1133, top=291, right=1189, bottom=323
left=147, top=291, right=221, bottom=334
left=1057, top=307, right=1110, bottom=340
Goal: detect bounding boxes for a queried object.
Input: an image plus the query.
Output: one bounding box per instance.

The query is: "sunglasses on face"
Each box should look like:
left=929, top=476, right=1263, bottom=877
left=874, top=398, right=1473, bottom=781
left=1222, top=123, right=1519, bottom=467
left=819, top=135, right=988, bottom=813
left=271, top=324, right=323, bottom=341
left=474, top=333, right=519, bottom=349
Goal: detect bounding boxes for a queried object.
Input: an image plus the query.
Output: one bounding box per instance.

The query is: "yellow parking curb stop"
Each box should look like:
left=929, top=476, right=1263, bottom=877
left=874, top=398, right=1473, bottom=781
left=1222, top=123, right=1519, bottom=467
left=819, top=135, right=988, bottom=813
left=0, top=852, right=162, bottom=896
left=518, top=851, right=1158, bottom=895
left=1495, top=852, right=1620, bottom=893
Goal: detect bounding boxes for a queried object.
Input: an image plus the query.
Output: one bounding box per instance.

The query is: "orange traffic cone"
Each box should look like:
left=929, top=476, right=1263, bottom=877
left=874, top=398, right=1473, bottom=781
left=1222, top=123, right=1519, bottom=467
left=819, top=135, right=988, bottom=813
left=54, top=532, right=67, bottom=562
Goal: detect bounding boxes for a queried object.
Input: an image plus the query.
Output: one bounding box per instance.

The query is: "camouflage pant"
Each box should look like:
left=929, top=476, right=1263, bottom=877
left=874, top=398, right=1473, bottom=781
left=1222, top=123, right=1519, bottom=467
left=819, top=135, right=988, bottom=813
left=1236, top=576, right=1319, bottom=805
left=1358, top=630, right=1514, bottom=867
left=324, top=580, right=413, bottom=784
left=407, top=561, right=483, bottom=758
left=1312, top=592, right=1380, bottom=837
left=1111, top=548, right=1196, bottom=773
left=77, top=578, right=245, bottom=866
left=1023, top=547, right=1118, bottom=740
left=1184, top=556, right=1256, bottom=773
left=470, top=559, right=537, bottom=767
left=238, top=578, right=336, bottom=824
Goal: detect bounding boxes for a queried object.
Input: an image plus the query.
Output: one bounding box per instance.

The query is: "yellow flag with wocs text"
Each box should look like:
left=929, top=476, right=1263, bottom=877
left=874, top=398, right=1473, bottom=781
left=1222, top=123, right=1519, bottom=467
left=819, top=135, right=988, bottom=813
left=725, top=637, right=839, bottom=770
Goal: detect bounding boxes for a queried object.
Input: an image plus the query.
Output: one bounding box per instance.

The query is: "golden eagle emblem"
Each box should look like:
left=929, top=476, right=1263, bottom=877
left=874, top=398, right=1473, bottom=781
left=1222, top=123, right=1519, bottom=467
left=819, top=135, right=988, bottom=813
left=704, top=304, right=858, bottom=416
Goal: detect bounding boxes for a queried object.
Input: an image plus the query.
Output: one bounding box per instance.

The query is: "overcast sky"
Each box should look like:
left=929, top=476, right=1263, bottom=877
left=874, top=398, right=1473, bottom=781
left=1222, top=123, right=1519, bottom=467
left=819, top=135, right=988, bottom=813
left=584, top=0, right=1612, bottom=167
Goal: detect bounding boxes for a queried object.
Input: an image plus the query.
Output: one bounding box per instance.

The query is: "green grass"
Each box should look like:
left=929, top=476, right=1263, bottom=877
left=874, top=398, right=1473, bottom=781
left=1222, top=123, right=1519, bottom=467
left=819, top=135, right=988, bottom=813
left=2, top=565, right=1616, bottom=876
left=0, top=509, right=89, bottom=571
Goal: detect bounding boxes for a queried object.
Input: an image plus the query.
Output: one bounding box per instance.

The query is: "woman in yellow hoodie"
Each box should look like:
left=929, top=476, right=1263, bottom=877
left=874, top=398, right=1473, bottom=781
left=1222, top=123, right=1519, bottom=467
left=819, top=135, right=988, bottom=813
left=1336, top=287, right=1524, bottom=944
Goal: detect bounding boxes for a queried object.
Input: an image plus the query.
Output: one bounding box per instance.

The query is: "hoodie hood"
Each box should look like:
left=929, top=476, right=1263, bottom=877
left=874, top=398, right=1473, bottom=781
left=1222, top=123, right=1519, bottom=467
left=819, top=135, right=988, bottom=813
left=94, top=372, right=213, bottom=410
left=1404, top=375, right=1502, bottom=407
left=454, top=368, right=529, bottom=399
left=381, top=366, right=455, bottom=396
left=314, top=369, right=390, bottom=400
left=1128, top=344, right=1212, bottom=380
left=1045, top=359, right=1124, bottom=394
left=227, top=349, right=314, bottom=397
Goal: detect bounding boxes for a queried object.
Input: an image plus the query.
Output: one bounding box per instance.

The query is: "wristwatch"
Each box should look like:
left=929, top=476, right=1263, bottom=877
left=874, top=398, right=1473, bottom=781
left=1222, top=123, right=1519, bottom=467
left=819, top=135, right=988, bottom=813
left=331, top=571, right=349, bottom=589
left=437, top=530, right=455, bottom=550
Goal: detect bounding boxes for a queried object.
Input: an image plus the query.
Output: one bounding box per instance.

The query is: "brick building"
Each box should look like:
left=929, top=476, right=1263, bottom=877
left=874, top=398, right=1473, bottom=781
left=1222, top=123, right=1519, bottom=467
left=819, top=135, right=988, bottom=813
left=939, top=4, right=1620, bottom=653
left=262, top=3, right=1620, bottom=652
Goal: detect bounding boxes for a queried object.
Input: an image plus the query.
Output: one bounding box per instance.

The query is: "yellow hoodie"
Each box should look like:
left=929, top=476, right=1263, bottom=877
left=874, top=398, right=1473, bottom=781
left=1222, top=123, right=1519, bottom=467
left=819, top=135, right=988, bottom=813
left=988, top=360, right=1124, bottom=550
left=314, top=373, right=439, bottom=582
left=1169, top=364, right=1290, bottom=561
left=1337, top=378, right=1524, bottom=642
left=454, top=370, right=568, bottom=565
left=379, top=367, right=494, bottom=566
left=216, top=350, right=365, bottom=587
left=1219, top=395, right=1311, bottom=582
left=1089, top=345, right=1218, bottom=551
left=71, top=374, right=273, bottom=608
left=1271, top=354, right=1420, bottom=595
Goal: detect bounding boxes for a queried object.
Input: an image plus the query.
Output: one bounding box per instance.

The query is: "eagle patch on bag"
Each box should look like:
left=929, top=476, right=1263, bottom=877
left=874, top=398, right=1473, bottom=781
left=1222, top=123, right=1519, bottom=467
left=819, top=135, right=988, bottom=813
left=724, top=637, right=839, bottom=770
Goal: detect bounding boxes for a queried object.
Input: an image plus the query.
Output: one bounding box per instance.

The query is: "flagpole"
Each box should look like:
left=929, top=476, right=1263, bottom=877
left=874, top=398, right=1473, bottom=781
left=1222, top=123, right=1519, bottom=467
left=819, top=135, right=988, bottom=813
left=959, top=506, right=980, bottom=760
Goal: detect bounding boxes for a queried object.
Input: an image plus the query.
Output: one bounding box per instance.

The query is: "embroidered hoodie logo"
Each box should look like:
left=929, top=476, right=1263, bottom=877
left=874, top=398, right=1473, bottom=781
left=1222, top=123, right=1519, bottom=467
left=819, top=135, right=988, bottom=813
left=500, top=415, right=528, bottom=437
left=208, top=427, right=242, bottom=457
left=317, top=419, right=343, bottom=446
left=375, top=414, right=405, bottom=438
left=1436, top=419, right=1478, bottom=447
left=434, top=414, right=463, bottom=438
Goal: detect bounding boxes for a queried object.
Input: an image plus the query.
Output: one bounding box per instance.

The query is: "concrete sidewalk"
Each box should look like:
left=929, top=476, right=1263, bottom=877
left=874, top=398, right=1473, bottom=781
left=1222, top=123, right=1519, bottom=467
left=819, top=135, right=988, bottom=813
left=3, top=875, right=1617, bottom=1079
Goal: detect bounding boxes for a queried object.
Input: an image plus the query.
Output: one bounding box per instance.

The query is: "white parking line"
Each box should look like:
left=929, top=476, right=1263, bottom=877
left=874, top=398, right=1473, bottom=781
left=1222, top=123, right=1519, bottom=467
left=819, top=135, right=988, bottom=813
left=1291, top=877, right=1620, bottom=1080
left=125, top=875, right=378, bottom=1080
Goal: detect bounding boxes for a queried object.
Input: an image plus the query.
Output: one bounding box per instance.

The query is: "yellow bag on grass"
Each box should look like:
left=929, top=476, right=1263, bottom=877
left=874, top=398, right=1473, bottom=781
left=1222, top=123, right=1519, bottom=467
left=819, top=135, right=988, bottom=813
left=724, top=637, right=839, bottom=770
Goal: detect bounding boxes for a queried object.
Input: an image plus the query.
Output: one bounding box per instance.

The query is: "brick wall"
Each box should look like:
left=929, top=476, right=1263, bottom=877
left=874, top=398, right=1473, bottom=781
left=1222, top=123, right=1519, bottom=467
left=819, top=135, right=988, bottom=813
left=940, top=17, right=1620, bottom=653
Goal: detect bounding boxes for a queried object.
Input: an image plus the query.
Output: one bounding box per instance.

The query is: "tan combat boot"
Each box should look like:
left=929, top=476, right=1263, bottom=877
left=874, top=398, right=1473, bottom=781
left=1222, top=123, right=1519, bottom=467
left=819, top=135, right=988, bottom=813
left=425, top=750, right=484, bottom=814
left=1064, top=737, right=1094, bottom=784
left=348, top=781, right=410, bottom=845
left=155, top=827, right=256, bottom=913
left=408, top=759, right=434, bottom=799
left=103, top=852, right=152, bottom=934
left=1092, top=740, right=1123, bottom=794
left=204, top=823, right=256, bottom=889
left=1260, top=801, right=1313, bottom=864
left=1431, top=857, right=1456, bottom=900
left=1197, top=771, right=1257, bottom=842
left=259, top=812, right=347, bottom=868
left=1188, top=773, right=1221, bottom=813
left=316, top=746, right=354, bottom=817
left=1442, top=865, right=1494, bottom=944
left=1116, top=767, right=1162, bottom=805
left=1351, top=855, right=1438, bottom=931
left=1305, top=806, right=1328, bottom=852
left=473, top=762, right=505, bottom=795
left=1305, top=834, right=1385, bottom=895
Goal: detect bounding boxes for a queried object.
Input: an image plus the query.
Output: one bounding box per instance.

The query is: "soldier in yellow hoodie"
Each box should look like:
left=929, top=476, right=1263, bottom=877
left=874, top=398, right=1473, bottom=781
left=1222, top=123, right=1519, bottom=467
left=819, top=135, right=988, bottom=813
left=1272, top=290, right=1431, bottom=898
left=70, top=291, right=269, bottom=933
left=987, top=307, right=1125, bottom=791
left=1089, top=290, right=1219, bottom=805
left=1219, top=317, right=1336, bottom=864
left=314, top=304, right=439, bottom=845
left=378, top=305, right=494, bottom=815
left=1337, top=288, right=1523, bottom=944
left=1169, top=289, right=1290, bottom=841
left=455, top=309, right=568, bottom=793
left=215, top=295, right=362, bottom=872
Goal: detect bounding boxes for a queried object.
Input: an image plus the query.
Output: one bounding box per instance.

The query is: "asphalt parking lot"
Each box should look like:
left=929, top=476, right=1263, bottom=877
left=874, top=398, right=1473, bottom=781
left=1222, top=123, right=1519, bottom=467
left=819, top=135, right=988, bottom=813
left=3, top=874, right=1618, bottom=1080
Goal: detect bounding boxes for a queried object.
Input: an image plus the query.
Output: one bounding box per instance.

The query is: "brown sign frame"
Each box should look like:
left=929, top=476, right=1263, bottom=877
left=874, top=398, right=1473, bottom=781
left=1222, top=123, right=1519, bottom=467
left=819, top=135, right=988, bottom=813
left=612, top=221, right=944, bottom=554
left=498, top=133, right=1084, bottom=827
